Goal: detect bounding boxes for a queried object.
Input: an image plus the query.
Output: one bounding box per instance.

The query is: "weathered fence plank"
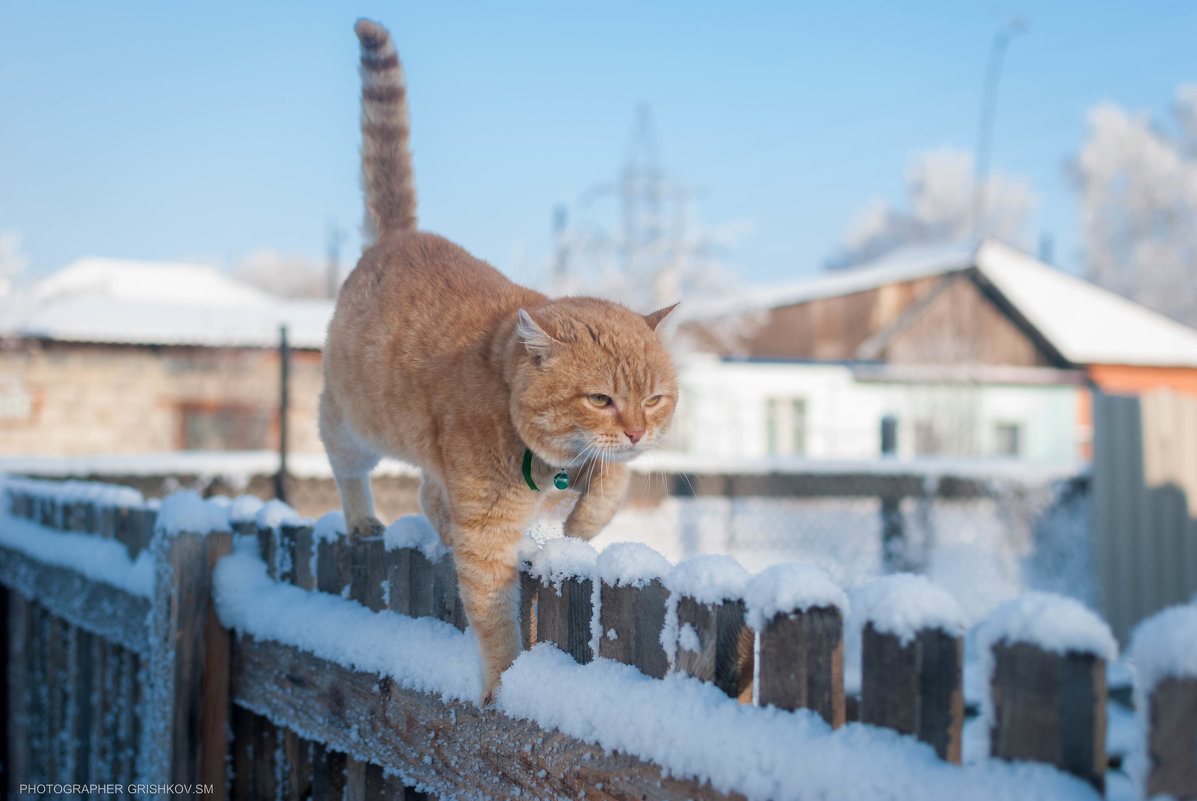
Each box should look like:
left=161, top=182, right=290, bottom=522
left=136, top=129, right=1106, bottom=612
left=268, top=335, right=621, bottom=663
left=1146, top=676, right=1197, bottom=799
left=519, top=564, right=538, bottom=650
left=233, top=635, right=744, bottom=801
left=537, top=573, right=594, bottom=665
left=675, top=595, right=751, bottom=700
left=388, top=547, right=436, bottom=618
left=0, top=543, right=151, bottom=653
left=989, top=641, right=1106, bottom=792
left=350, top=536, right=388, bottom=612
left=6, top=591, right=31, bottom=797
left=595, top=543, right=672, bottom=679
left=432, top=553, right=467, bottom=631
left=599, top=579, right=670, bottom=678
left=861, top=624, right=963, bottom=761
left=201, top=530, right=234, bottom=801
left=758, top=606, right=844, bottom=725
left=317, top=533, right=352, bottom=596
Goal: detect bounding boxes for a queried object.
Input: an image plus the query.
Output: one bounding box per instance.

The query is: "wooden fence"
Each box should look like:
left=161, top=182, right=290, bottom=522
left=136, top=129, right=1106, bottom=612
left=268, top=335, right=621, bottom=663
left=1092, top=390, right=1197, bottom=643
left=3, top=478, right=1196, bottom=800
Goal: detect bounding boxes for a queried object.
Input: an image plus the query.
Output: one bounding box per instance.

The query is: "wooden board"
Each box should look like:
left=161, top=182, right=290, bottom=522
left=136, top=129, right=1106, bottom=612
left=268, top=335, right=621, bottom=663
left=0, top=543, right=151, bottom=654
left=232, top=635, right=747, bottom=801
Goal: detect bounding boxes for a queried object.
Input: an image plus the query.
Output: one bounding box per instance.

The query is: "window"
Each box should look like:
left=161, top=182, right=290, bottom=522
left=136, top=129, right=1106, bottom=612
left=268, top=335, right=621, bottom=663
left=994, top=422, right=1022, bottom=457
left=179, top=403, right=271, bottom=450
left=765, top=397, right=807, bottom=456
left=914, top=420, right=941, bottom=455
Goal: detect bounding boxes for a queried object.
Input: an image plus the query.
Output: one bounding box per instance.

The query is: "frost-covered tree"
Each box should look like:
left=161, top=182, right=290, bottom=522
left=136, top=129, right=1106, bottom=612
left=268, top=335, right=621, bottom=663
left=234, top=249, right=330, bottom=299
left=1071, top=84, right=1197, bottom=327
left=826, top=148, right=1038, bottom=270
left=0, top=229, right=30, bottom=296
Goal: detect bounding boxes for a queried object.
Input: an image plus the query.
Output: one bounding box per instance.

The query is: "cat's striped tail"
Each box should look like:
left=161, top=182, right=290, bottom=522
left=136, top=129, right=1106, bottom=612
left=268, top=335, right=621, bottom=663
left=354, top=19, right=417, bottom=241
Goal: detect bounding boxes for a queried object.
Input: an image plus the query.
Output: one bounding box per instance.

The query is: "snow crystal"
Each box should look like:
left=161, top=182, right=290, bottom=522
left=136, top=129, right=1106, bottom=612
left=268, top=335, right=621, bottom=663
left=154, top=490, right=231, bottom=535
left=212, top=550, right=481, bottom=702
left=313, top=510, right=347, bottom=543
left=527, top=537, right=597, bottom=590
left=383, top=515, right=448, bottom=561
left=595, top=541, right=672, bottom=588
left=497, top=645, right=1100, bottom=801
left=744, top=562, right=848, bottom=630
left=666, top=554, right=751, bottom=604
left=850, top=574, right=965, bottom=645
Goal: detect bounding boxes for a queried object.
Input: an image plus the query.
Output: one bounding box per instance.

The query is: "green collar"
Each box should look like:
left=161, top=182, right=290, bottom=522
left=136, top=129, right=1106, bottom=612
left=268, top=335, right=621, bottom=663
left=522, top=448, right=570, bottom=492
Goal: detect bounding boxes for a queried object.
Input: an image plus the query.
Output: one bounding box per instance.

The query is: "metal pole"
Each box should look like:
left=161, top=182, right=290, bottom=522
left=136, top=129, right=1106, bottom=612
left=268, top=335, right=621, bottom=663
left=276, top=325, right=290, bottom=503
left=972, top=18, right=1026, bottom=241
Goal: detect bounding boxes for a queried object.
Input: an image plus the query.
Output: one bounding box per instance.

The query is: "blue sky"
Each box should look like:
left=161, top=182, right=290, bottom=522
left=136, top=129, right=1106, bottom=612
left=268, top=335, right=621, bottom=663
left=1, top=2, right=1194, bottom=290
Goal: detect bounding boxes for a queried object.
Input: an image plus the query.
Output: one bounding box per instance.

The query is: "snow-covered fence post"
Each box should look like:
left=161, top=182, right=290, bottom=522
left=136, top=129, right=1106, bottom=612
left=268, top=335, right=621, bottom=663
left=256, top=523, right=279, bottom=580
left=382, top=516, right=445, bottom=619
left=200, top=527, right=234, bottom=800
left=596, top=543, right=671, bottom=678
left=280, top=520, right=315, bottom=590
left=432, top=551, right=468, bottom=631
left=144, top=492, right=232, bottom=795
left=667, top=555, right=752, bottom=700
left=978, top=593, right=1116, bottom=792
left=118, top=506, right=155, bottom=560
left=746, top=563, right=847, bottom=726
left=350, top=535, right=387, bottom=612
left=529, top=538, right=598, bottom=664
left=315, top=513, right=351, bottom=596
left=519, top=550, right=538, bottom=650
left=1130, top=605, right=1197, bottom=800
left=854, top=575, right=965, bottom=762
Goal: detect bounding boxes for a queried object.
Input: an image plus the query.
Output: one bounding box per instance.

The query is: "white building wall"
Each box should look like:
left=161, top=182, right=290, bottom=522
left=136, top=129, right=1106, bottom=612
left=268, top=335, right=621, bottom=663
left=673, top=356, right=1082, bottom=462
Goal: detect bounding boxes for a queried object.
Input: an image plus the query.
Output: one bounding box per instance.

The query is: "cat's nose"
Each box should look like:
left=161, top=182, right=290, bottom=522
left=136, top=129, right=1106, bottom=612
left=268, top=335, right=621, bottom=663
left=625, top=428, right=645, bottom=445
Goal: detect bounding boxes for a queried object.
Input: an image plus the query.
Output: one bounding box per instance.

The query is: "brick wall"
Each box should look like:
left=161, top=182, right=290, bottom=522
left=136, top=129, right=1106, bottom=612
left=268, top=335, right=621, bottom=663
left=0, top=339, right=324, bottom=456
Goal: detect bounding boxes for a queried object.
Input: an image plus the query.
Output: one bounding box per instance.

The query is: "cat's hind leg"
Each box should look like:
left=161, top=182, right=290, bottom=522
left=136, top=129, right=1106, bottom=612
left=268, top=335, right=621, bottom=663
left=319, top=390, right=384, bottom=539
left=418, top=476, right=453, bottom=547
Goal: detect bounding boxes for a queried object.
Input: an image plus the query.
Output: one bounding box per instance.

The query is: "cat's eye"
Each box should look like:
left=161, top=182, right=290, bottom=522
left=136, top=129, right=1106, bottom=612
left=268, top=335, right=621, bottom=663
left=587, top=394, right=613, bottom=408
left=644, top=395, right=663, bottom=408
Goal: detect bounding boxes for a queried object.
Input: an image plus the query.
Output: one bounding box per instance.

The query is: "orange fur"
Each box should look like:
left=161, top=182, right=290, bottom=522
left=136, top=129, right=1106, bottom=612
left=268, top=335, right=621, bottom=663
left=321, top=20, right=678, bottom=704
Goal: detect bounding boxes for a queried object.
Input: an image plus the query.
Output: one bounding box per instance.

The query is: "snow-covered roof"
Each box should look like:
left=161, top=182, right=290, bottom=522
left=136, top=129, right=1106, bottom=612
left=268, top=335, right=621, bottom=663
left=689, top=240, right=1197, bottom=368
left=974, top=240, right=1197, bottom=368
left=9, top=257, right=333, bottom=348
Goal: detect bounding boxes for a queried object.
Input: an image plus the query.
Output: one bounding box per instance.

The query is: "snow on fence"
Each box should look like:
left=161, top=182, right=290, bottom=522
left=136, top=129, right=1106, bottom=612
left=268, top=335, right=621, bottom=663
left=3, top=477, right=1197, bottom=801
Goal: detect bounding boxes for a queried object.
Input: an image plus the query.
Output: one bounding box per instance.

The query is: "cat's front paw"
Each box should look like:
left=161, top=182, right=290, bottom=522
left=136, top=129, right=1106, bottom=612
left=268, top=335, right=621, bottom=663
left=346, top=515, right=385, bottom=543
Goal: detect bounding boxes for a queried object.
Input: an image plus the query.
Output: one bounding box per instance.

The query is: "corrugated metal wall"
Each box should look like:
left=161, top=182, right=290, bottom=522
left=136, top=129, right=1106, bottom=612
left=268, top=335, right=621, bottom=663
left=1092, top=390, right=1197, bottom=643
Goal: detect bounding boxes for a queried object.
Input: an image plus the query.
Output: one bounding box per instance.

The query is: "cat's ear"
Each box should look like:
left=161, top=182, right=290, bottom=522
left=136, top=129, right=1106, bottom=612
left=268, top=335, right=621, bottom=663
left=517, top=308, right=556, bottom=363
left=643, top=302, right=679, bottom=332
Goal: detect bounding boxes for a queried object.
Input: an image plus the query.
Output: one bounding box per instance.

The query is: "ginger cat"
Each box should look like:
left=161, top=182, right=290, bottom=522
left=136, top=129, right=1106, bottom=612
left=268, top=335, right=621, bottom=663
left=321, top=19, right=679, bottom=705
